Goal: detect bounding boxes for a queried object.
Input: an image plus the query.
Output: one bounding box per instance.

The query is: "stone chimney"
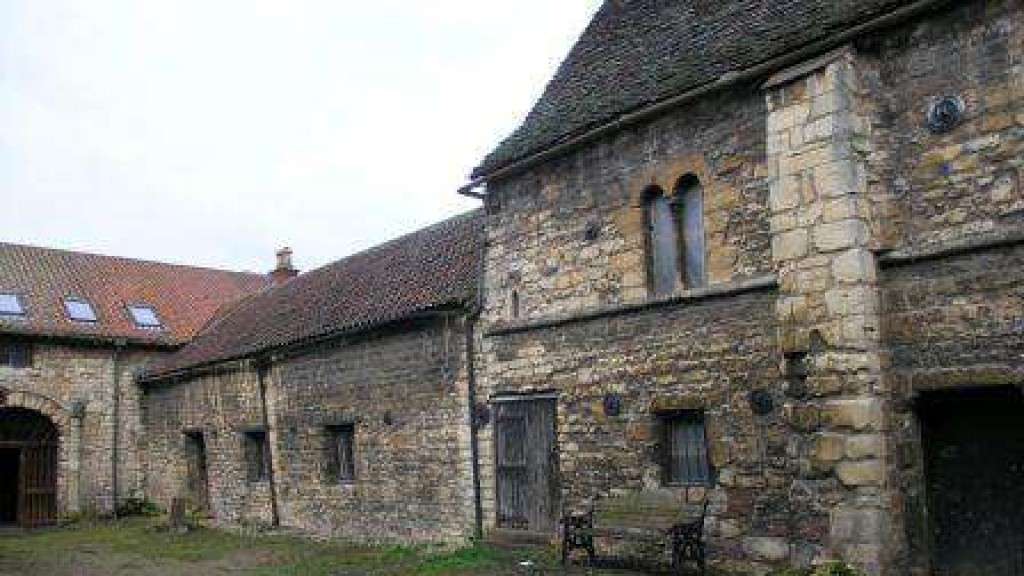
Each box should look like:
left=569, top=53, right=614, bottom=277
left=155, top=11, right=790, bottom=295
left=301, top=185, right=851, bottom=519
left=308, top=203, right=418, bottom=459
left=270, top=247, right=298, bottom=285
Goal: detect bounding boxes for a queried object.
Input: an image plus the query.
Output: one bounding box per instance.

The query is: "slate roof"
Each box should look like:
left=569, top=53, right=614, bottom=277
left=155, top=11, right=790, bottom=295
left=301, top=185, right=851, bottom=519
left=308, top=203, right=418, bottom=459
left=142, top=210, right=484, bottom=379
left=0, top=243, right=269, bottom=346
left=473, top=0, right=915, bottom=178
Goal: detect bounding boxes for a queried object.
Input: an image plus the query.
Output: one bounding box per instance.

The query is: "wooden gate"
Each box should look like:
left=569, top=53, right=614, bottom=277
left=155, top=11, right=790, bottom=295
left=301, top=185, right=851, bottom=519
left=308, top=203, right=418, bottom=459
left=0, top=408, right=59, bottom=528
left=19, top=444, right=57, bottom=528
left=494, top=397, right=559, bottom=532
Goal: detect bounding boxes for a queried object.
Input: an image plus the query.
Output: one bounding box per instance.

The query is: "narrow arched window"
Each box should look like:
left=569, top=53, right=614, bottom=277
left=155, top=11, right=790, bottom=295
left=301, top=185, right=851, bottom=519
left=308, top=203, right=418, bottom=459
left=676, top=175, right=706, bottom=288
left=644, top=186, right=679, bottom=297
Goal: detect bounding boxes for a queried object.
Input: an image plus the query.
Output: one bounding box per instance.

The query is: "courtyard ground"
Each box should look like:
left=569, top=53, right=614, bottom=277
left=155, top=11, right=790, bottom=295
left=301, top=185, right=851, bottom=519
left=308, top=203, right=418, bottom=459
left=0, top=517, right=653, bottom=576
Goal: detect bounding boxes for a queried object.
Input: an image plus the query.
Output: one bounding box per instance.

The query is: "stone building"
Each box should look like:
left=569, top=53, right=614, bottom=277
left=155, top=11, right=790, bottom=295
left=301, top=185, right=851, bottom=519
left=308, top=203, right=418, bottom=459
left=0, top=243, right=269, bottom=525
left=460, top=1, right=1024, bottom=574
left=1, top=0, right=1021, bottom=574
left=137, top=213, right=485, bottom=543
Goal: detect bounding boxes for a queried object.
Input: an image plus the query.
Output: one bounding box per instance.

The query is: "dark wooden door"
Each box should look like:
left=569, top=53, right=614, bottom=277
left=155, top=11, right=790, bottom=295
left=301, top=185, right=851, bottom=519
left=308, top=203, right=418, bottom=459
left=921, top=388, right=1024, bottom=576
left=0, top=448, right=20, bottom=523
left=19, top=443, right=57, bottom=529
left=185, top=433, right=210, bottom=514
left=495, top=398, right=558, bottom=532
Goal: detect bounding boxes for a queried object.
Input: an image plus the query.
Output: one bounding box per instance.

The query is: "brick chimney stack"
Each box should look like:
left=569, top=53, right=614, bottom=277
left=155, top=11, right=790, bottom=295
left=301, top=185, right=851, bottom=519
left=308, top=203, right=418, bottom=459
left=270, top=247, right=298, bottom=285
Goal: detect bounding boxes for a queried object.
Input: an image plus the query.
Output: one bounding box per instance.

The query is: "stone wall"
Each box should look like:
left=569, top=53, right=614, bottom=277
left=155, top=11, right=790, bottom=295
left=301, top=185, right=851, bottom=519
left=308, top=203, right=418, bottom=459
left=0, top=341, right=159, bottom=517
left=141, top=362, right=275, bottom=526
left=475, top=2, right=1024, bottom=573
left=479, top=79, right=806, bottom=572
left=478, top=290, right=788, bottom=571
left=140, top=315, right=477, bottom=543
left=765, top=48, right=893, bottom=573
left=266, top=316, right=476, bottom=544
left=868, top=3, right=1023, bottom=573
left=483, top=88, right=771, bottom=324
left=882, top=243, right=1024, bottom=575
left=864, top=0, right=1024, bottom=251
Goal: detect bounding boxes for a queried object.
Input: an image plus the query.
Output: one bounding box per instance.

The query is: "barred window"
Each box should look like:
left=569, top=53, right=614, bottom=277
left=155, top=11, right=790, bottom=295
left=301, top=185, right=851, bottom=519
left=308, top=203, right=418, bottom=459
left=663, top=411, right=711, bottom=486
left=325, top=425, right=356, bottom=483
left=243, top=429, right=269, bottom=483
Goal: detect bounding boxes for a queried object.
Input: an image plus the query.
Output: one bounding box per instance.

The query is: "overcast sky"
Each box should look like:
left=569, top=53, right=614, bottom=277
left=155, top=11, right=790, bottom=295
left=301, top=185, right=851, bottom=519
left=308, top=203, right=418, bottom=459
left=1, top=1, right=600, bottom=272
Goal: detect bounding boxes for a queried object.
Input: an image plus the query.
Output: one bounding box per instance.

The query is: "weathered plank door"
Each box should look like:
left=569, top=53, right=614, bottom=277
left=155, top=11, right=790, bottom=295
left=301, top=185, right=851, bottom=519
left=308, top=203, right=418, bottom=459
left=18, top=443, right=57, bottom=528
left=495, top=398, right=559, bottom=532
left=185, top=433, right=210, bottom=514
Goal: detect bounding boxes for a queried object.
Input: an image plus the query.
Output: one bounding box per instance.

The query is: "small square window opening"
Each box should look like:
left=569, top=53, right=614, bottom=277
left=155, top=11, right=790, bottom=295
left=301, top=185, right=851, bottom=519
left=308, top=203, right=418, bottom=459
left=325, top=425, right=356, bottom=484
left=662, top=410, right=712, bottom=486
left=243, top=430, right=270, bottom=483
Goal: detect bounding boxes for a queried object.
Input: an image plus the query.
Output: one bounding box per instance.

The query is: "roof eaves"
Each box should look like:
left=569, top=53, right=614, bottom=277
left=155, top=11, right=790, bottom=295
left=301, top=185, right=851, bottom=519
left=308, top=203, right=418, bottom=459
left=464, top=0, right=954, bottom=187
left=137, top=299, right=472, bottom=384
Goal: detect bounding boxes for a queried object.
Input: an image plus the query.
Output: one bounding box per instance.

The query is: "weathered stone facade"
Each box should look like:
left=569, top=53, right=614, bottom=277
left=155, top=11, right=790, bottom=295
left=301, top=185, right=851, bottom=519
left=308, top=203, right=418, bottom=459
left=472, top=1, right=1023, bottom=574
left=0, top=341, right=161, bottom=517
left=6, top=2, right=1017, bottom=574
left=141, top=316, right=478, bottom=543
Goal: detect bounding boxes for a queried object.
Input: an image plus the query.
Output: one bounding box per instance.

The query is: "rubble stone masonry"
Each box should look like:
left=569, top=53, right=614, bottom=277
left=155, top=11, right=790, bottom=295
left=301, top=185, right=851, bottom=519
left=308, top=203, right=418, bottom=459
left=0, top=342, right=158, bottom=517
left=127, top=2, right=1022, bottom=574
left=141, top=316, right=477, bottom=543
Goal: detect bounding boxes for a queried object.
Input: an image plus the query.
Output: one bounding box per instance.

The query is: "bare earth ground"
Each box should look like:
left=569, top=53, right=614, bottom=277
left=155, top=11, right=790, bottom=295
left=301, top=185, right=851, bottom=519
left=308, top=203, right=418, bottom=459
left=0, top=518, right=651, bottom=576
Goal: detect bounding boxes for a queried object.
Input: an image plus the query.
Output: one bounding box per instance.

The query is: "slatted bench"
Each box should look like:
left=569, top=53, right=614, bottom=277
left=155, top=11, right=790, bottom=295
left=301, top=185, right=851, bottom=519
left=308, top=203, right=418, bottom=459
left=562, top=490, right=707, bottom=574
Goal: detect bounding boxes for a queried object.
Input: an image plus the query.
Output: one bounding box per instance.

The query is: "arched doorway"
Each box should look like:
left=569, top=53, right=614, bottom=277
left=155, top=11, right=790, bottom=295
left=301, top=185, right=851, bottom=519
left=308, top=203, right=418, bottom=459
left=0, top=408, right=59, bottom=527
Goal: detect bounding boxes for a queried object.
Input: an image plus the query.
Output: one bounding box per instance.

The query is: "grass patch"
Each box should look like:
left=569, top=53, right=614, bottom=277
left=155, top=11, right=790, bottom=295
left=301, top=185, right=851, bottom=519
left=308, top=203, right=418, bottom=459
left=0, top=518, right=566, bottom=575
left=414, top=544, right=508, bottom=575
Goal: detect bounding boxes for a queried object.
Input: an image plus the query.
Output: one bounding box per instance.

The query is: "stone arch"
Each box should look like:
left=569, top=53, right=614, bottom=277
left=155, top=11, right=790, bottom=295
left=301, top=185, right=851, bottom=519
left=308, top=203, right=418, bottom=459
left=0, top=387, right=78, bottom=520
left=0, top=387, right=72, bottom=434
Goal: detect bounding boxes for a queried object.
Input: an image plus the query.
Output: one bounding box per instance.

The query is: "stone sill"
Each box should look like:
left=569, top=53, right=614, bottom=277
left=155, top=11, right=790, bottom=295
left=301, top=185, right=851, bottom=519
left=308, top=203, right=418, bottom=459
left=876, top=228, right=1024, bottom=267
left=485, top=275, right=779, bottom=338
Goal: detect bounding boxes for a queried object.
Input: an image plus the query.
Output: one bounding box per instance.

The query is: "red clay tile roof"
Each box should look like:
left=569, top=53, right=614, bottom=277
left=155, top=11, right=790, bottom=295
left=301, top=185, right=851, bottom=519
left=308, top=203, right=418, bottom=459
left=141, top=210, right=484, bottom=379
left=0, top=243, right=269, bottom=346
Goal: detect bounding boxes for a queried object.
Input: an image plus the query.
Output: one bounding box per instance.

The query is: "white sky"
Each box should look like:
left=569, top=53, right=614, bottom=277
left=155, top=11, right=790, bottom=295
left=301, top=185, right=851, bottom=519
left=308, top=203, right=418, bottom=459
left=1, top=1, right=600, bottom=272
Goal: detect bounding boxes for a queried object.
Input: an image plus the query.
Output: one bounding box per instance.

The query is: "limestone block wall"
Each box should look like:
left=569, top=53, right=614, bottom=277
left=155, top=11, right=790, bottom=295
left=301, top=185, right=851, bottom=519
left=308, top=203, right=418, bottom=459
left=266, top=316, right=476, bottom=544
left=766, top=48, right=894, bottom=574
left=478, top=290, right=787, bottom=571
left=483, top=89, right=771, bottom=325
left=478, top=73, right=798, bottom=573
left=0, top=341, right=160, bottom=517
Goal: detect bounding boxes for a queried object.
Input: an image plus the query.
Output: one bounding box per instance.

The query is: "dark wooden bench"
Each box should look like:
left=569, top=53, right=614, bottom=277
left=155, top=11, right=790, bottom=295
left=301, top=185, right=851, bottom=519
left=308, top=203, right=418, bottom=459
left=562, top=491, right=707, bottom=574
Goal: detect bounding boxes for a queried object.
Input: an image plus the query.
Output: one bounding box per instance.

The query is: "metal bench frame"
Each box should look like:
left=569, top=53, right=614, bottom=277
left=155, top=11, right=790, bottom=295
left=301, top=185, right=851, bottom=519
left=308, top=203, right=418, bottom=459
left=562, top=499, right=707, bottom=575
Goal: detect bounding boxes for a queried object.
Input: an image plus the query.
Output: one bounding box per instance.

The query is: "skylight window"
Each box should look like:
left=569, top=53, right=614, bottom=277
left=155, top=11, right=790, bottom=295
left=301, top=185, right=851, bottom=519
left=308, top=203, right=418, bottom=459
left=0, top=294, right=25, bottom=317
left=128, top=305, right=162, bottom=329
left=64, top=298, right=97, bottom=323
